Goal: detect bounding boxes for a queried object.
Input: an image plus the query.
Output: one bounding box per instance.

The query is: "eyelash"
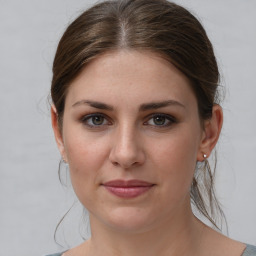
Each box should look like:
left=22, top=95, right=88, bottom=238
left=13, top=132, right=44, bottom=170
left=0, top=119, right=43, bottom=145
left=80, top=113, right=177, bottom=129
left=80, top=113, right=111, bottom=128
left=144, top=113, right=177, bottom=128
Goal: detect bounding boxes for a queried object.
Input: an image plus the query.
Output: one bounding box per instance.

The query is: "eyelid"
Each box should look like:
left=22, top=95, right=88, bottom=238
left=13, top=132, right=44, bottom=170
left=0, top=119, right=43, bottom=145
left=80, top=113, right=112, bottom=127
left=79, top=112, right=177, bottom=129
left=143, top=113, right=177, bottom=127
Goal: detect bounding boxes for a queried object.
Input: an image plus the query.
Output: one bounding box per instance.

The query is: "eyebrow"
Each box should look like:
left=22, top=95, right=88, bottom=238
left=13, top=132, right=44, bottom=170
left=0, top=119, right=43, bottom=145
left=139, top=100, right=185, bottom=111
left=72, top=99, right=185, bottom=111
left=72, top=100, right=114, bottom=110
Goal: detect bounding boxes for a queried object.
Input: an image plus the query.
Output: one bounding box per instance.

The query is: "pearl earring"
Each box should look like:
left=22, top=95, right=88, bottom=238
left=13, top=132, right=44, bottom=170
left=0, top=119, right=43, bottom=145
left=203, top=153, right=207, bottom=159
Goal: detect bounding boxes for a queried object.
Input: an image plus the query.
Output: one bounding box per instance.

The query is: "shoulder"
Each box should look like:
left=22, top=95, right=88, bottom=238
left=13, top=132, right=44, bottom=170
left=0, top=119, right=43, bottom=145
left=242, top=244, right=256, bottom=256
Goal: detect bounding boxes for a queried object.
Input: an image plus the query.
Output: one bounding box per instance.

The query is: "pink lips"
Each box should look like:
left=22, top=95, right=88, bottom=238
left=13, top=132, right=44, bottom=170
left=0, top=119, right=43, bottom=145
left=102, top=180, right=154, bottom=198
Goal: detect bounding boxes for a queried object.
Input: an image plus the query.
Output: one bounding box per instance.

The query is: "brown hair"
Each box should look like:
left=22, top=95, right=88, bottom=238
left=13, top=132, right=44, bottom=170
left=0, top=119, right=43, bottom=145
left=51, top=0, right=225, bottom=236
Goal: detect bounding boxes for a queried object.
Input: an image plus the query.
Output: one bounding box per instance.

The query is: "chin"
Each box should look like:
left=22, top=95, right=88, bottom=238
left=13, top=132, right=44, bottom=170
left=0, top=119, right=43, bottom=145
left=101, top=206, right=157, bottom=233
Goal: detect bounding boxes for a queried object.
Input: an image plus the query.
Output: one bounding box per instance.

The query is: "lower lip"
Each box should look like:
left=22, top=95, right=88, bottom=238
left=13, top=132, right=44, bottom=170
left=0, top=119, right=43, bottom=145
left=103, top=186, right=153, bottom=198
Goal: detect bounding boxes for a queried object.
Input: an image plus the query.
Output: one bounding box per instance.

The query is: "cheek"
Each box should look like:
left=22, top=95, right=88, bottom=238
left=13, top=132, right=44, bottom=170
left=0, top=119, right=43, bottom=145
left=150, top=130, right=199, bottom=196
left=62, top=128, right=110, bottom=199
left=64, top=123, right=108, bottom=167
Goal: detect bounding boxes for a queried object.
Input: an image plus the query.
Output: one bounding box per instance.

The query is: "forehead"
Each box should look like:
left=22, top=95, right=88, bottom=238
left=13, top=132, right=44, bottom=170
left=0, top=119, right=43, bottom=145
left=65, top=50, right=197, bottom=109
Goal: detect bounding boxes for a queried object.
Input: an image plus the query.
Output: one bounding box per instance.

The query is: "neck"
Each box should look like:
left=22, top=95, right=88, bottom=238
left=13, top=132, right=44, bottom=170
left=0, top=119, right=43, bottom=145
left=85, top=198, right=206, bottom=256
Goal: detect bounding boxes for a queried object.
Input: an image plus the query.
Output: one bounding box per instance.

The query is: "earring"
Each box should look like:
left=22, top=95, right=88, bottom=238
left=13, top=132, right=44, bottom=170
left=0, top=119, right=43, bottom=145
left=62, top=157, right=68, bottom=165
left=203, top=153, right=207, bottom=159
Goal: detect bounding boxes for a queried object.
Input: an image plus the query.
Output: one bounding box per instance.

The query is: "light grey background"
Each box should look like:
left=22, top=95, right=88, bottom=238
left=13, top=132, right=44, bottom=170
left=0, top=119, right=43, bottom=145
left=0, top=0, right=255, bottom=255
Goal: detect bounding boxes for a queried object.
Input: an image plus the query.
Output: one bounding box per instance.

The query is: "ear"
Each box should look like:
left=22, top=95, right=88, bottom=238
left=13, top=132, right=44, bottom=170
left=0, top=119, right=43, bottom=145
left=51, top=105, right=67, bottom=162
left=197, top=104, right=223, bottom=161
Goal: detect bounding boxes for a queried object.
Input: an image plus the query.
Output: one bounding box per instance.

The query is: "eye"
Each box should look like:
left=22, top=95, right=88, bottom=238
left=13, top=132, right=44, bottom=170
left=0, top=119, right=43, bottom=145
left=145, top=114, right=176, bottom=127
left=81, top=113, right=110, bottom=127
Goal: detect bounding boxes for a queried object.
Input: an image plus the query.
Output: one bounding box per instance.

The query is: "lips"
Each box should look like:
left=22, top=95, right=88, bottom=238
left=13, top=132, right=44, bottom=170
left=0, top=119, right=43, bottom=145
left=102, top=179, right=155, bottom=198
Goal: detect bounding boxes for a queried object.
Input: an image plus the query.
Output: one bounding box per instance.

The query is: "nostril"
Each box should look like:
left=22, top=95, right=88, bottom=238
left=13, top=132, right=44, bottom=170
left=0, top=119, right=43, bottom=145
left=112, top=161, right=118, bottom=166
left=109, top=139, right=146, bottom=169
left=110, top=159, right=140, bottom=169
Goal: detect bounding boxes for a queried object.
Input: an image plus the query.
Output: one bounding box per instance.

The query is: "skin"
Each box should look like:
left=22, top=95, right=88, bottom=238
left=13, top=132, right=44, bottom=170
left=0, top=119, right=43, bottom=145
left=52, top=50, right=245, bottom=256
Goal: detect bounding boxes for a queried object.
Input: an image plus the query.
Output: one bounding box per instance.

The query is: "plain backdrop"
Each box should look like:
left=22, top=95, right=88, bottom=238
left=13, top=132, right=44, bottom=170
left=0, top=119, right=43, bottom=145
left=0, top=0, right=256, bottom=255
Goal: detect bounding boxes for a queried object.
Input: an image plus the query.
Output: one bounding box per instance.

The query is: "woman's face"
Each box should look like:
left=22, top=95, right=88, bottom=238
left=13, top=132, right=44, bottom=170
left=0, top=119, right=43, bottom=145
left=53, top=50, right=209, bottom=233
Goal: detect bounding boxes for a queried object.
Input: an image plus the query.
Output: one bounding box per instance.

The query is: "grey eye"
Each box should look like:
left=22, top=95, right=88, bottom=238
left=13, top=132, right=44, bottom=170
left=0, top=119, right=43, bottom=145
left=91, top=116, right=105, bottom=125
left=82, top=114, right=109, bottom=127
left=146, top=114, right=176, bottom=127
left=153, top=116, right=166, bottom=125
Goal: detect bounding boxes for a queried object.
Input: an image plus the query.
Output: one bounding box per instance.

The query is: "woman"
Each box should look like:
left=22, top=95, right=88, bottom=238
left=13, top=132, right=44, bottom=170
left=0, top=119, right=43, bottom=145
left=47, top=0, right=256, bottom=255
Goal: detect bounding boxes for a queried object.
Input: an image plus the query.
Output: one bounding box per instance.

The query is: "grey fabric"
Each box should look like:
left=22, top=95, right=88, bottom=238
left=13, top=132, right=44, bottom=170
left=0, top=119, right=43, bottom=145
left=44, top=244, right=256, bottom=256
left=44, top=250, right=67, bottom=256
left=242, top=244, right=256, bottom=256
left=44, top=253, right=62, bottom=256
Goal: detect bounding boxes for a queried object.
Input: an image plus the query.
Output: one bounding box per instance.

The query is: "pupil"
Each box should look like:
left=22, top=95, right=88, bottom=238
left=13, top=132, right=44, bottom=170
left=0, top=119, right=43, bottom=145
left=154, top=116, right=165, bottom=125
left=92, top=116, right=103, bottom=125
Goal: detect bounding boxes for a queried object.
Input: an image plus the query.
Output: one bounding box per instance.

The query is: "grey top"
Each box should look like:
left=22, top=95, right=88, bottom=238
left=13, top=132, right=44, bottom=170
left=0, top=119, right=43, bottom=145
left=44, top=251, right=67, bottom=256
left=243, top=244, right=256, bottom=256
left=44, top=244, right=256, bottom=256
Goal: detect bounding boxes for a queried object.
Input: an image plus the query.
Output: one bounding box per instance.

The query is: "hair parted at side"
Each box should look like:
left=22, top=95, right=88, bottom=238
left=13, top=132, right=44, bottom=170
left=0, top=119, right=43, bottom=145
left=51, top=0, right=226, bottom=238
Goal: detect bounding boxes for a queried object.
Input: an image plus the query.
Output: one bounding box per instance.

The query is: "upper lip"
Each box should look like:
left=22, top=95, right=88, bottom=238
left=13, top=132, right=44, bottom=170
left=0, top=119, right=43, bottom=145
left=102, top=179, right=154, bottom=187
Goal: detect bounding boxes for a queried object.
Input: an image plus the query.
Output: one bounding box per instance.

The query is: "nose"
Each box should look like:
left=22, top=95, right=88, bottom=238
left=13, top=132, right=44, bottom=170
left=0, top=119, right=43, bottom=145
left=109, top=125, right=145, bottom=169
